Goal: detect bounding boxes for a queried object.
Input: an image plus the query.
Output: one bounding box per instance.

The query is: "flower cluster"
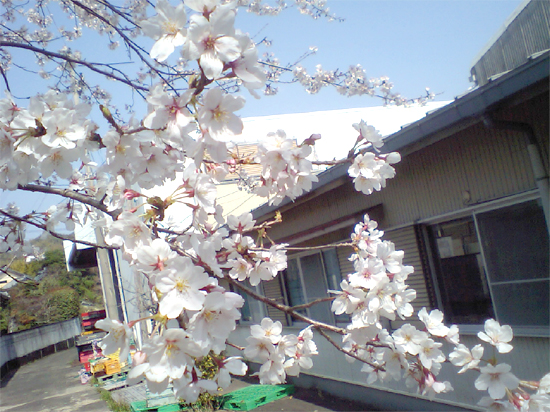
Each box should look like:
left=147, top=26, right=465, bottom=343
left=0, top=204, right=33, bottom=256
left=95, top=233, right=249, bottom=402
left=328, top=214, right=452, bottom=397
left=223, top=212, right=288, bottom=286
left=448, top=319, right=550, bottom=410
left=96, top=207, right=290, bottom=401
left=0, top=91, right=97, bottom=190
left=346, top=121, right=402, bottom=195
left=244, top=318, right=318, bottom=384
left=124, top=328, right=247, bottom=402
left=253, top=130, right=319, bottom=205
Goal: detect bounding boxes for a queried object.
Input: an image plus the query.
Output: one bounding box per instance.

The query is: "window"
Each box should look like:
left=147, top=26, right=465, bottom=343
left=282, top=248, right=345, bottom=325
left=429, top=199, right=549, bottom=328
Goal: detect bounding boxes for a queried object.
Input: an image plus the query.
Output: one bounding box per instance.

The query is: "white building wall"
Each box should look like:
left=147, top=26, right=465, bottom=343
left=228, top=325, right=549, bottom=409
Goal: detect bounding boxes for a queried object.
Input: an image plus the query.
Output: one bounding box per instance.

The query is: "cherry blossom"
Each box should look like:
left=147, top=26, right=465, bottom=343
left=449, top=344, right=484, bottom=373
left=418, top=308, right=450, bottom=337
left=477, top=397, right=517, bottom=412
left=104, top=211, right=151, bottom=252
left=475, top=363, right=520, bottom=400
left=478, top=319, right=514, bottom=354
left=251, top=317, right=283, bottom=344
left=141, top=0, right=187, bottom=62
left=155, top=257, right=211, bottom=317
left=198, top=88, right=245, bottom=141
left=217, top=356, right=248, bottom=389
left=94, top=319, right=132, bottom=361
left=1, top=2, right=547, bottom=410
left=352, top=120, right=384, bottom=150
left=184, top=2, right=241, bottom=79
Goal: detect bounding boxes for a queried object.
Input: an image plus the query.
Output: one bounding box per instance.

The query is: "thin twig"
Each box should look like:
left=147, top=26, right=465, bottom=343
left=0, top=41, right=149, bottom=92
left=290, top=296, right=335, bottom=311
left=315, top=327, right=384, bottom=371
left=226, top=276, right=345, bottom=335
left=0, top=209, right=117, bottom=250
left=285, top=242, right=355, bottom=252
left=0, top=267, right=38, bottom=286
left=226, top=341, right=245, bottom=351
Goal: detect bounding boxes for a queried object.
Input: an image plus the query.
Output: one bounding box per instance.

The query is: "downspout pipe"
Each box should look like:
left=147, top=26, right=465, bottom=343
left=483, top=117, right=550, bottom=236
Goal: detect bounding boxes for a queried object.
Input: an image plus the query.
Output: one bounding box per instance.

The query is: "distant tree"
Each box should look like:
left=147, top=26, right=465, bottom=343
left=45, top=288, right=80, bottom=322
left=9, top=259, right=42, bottom=277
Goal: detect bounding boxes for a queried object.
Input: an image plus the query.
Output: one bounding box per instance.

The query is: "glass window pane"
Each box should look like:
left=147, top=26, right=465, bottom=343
left=284, top=258, right=306, bottom=313
left=300, top=254, right=333, bottom=323
left=322, top=249, right=349, bottom=323
left=491, top=281, right=549, bottom=326
left=477, top=200, right=549, bottom=283
left=322, top=249, right=342, bottom=290
left=240, top=291, right=252, bottom=322
left=430, top=218, right=494, bottom=324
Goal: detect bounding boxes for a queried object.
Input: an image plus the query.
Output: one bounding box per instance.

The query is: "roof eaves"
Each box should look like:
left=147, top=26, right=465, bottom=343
left=252, top=51, right=549, bottom=220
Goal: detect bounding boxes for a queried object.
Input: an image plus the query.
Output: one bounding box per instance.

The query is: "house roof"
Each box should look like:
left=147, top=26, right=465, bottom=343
left=470, top=0, right=549, bottom=87
left=252, top=50, right=549, bottom=220
left=236, top=101, right=450, bottom=162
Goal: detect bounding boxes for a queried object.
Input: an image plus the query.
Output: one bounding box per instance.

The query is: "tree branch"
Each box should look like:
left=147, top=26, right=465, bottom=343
left=0, top=209, right=117, bottom=250
left=225, top=276, right=345, bottom=335
left=17, top=184, right=120, bottom=219
left=0, top=266, right=38, bottom=286
left=0, top=41, right=150, bottom=92
left=315, top=327, right=384, bottom=371
left=290, top=296, right=335, bottom=311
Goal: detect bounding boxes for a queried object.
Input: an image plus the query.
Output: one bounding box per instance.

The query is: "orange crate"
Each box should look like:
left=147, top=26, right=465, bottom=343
left=104, top=360, right=121, bottom=375
left=91, top=360, right=106, bottom=374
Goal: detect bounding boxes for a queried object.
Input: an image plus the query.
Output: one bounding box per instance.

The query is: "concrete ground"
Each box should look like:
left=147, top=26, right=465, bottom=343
left=0, top=347, right=109, bottom=412
left=0, top=347, right=374, bottom=412
left=110, top=378, right=366, bottom=411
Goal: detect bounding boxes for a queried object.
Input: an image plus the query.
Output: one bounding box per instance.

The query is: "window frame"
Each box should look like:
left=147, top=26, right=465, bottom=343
left=420, top=191, right=549, bottom=336
left=281, top=248, right=346, bottom=326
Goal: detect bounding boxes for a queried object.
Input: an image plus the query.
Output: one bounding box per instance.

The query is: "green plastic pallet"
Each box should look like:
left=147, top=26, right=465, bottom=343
left=219, top=384, right=295, bottom=411
left=130, top=399, right=187, bottom=412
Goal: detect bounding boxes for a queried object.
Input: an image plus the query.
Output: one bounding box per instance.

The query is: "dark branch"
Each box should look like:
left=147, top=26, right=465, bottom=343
left=0, top=41, right=150, bottom=92
left=226, top=276, right=345, bottom=335
left=18, top=183, right=120, bottom=219
left=315, top=328, right=384, bottom=371
left=0, top=209, right=118, bottom=250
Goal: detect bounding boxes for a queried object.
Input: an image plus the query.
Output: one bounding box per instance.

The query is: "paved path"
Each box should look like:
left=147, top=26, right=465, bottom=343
left=0, top=348, right=109, bottom=412
left=1, top=347, right=373, bottom=412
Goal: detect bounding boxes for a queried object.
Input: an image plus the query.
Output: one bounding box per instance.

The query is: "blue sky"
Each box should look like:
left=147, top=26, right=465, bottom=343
left=234, top=0, right=524, bottom=117
left=1, top=0, right=525, bottom=237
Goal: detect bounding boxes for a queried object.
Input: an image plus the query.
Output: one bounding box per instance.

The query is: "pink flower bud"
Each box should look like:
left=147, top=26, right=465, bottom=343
left=123, top=189, right=142, bottom=200
left=132, top=351, right=147, bottom=366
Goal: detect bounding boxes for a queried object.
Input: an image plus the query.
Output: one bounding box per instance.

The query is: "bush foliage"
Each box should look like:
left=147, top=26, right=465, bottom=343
left=1, top=247, right=103, bottom=334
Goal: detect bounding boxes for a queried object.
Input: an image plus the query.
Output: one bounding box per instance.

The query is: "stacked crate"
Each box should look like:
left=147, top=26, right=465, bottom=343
left=81, top=310, right=106, bottom=334
left=76, top=331, right=106, bottom=372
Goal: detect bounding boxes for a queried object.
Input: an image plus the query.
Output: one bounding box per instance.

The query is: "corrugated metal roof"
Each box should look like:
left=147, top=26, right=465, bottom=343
left=470, top=0, right=550, bottom=86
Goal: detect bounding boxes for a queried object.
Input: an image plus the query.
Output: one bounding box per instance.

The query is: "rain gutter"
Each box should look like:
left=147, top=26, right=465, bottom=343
left=252, top=51, right=549, bottom=221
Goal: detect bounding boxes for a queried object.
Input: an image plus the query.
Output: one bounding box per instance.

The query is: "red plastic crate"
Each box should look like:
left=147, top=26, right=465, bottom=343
left=79, top=350, right=102, bottom=364
left=81, top=310, right=106, bottom=321
left=81, top=319, right=96, bottom=327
